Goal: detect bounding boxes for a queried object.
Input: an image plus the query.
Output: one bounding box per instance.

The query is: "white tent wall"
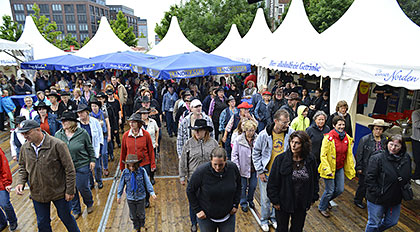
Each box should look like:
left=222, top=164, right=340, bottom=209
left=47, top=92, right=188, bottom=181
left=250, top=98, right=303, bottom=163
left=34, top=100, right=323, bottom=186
left=211, top=24, right=242, bottom=58
left=76, top=17, right=132, bottom=58
left=257, top=67, right=268, bottom=90
left=147, top=16, right=203, bottom=56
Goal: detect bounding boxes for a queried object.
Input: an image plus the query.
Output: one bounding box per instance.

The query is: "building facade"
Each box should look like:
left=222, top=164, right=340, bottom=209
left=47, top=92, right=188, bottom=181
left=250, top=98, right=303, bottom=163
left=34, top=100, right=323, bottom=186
left=107, top=4, right=138, bottom=38
left=137, top=18, right=148, bottom=48
left=267, top=0, right=290, bottom=21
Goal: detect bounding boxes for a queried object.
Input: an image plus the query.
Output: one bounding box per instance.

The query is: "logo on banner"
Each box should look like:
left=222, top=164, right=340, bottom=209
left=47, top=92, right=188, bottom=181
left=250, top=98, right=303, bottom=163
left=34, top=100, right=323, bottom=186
left=60, top=66, right=70, bottom=71
left=28, top=64, right=47, bottom=70
left=168, top=69, right=205, bottom=78
left=75, top=64, right=95, bottom=72
left=147, top=69, right=160, bottom=78
left=109, top=64, right=131, bottom=70
left=375, top=69, right=419, bottom=83
left=216, top=66, right=247, bottom=74
left=269, top=60, right=321, bottom=72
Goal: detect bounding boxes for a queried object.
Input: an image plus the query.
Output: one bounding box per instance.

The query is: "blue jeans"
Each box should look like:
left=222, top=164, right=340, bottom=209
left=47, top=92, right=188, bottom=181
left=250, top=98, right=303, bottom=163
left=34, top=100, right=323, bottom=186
left=165, top=111, right=176, bottom=136
left=197, top=214, right=235, bottom=232
left=89, top=156, right=103, bottom=187
left=240, top=173, right=257, bottom=208
left=319, top=168, right=345, bottom=211
left=101, top=137, right=109, bottom=170
left=72, top=165, right=94, bottom=215
left=259, top=175, right=276, bottom=225
left=365, top=201, right=401, bottom=232
left=7, top=112, right=14, bottom=129
left=189, top=203, right=197, bottom=226
left=0, top=190, right=17, bottom=228
left=32, top=198, right=80, bottom=232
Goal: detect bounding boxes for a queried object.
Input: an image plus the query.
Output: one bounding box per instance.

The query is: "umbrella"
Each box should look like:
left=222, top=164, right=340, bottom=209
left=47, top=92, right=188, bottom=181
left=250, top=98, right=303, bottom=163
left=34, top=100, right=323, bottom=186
left=21, top=54, right=88, bottom=71
left=69, top=51, right=158, bottom=73
left=143, top=51, right=251, bottom=80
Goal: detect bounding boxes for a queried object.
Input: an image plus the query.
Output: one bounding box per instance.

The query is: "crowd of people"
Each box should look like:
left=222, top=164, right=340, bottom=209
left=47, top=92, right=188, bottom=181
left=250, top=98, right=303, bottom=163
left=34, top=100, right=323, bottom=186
left=0, top=69, right=416, bottom=232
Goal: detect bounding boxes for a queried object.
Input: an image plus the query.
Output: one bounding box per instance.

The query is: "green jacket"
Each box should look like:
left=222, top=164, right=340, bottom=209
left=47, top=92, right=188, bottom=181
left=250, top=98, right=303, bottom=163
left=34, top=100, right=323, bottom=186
left=55, top=127, right=95, bottom=169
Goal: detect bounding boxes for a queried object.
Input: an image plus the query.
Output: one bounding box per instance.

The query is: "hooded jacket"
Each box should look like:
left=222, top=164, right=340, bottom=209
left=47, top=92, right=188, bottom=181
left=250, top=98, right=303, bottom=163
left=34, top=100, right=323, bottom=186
left=231, top=132, right=256, bottom=178
left=290, top=105, right=310, bottom=131
left=252, top=123, right=294, bottom=175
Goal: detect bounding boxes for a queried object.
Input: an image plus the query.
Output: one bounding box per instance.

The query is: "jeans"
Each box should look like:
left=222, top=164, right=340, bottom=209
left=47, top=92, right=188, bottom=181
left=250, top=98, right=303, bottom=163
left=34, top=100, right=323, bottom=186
left=108, top=136, right=114, bottom=160
left=32, top=198, right=80, bottom=232
left=319, top=168, right=345, bottom=211
left=259, top=175, right=276, bottom=225
left=354, top=173, right=366, bottom=203
left=89, top=156, right=103, bottom=187
left=72, top=165, right=94, bottom=215
left=240, top=173, right=257, bottom=208
left=165, top=111, right=176, bottom=136
left=142, top=164, right=151, bottom=204
left=101, top=136, right=109, bottom=170
left=0, top=190, right=17, bottom=228
left=365, top=201, right=400, bottom=232
left=7, top=112, right=14, bottom=129
left=197, top=214, right=235, bottom=232
left=275, top=209, right=307, bottom=232
left=127, top=199, right=146, bottom=230
left=189, top=203, right=198, bottom=226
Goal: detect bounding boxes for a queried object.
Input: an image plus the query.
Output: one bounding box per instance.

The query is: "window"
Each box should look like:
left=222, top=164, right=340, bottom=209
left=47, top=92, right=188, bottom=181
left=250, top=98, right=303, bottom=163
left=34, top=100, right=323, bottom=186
left=95, top=7, right=99, bottom=16
left=77, top=4, right=86, bottom=14
left=80, top=33, right=89, bottom=41
left=90, top=6, right=95, bottom=15
left=78, top=15, right=87, bottom=23
left=105, top=10, right=108, bottom=17
left=101, top=9, right=104, bottom=16
left=52, top=4, right=62, bottom=12
left=13, top=4, right=24, bottom=11
left=39, top=4, right=49, bottom=14
left=65, top=15, right=75, bottom=23
left=67, top=24, right=76, bottom=32
left=64, top=4, right=74, bottom=14
left=91, top=24, right=96, bottom=32
left=79, top=24, right=88, bottom=31
left=57, top=24, right=65, bottom=32
left=15, top=14, right=25, bottom=22
left=26, top=4, right=33, bottom=11
left=90, top=15, right=96, bottom=23
left=278, top=4, right=285, bottom=15
left=53, top=14, right=63, bottom=23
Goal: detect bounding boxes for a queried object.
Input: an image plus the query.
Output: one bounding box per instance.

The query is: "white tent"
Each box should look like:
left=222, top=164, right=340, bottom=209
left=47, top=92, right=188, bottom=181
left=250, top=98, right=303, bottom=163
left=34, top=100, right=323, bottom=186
left=211, top=24, right=242, bottom=57
left=18, top=16, right=65, bottom=60
left=0, top=38, right=31, bottom=66
left=148, top=16, right=203, bottom=56
left=258, top=0, right=342, bottom=78
left=0, top=38, right=31, bottom=52
left=232, top=8, right=272, bottom=65
left=321, top=0, right=420, bottom=112
left=76, top=17, right=132, bottom=58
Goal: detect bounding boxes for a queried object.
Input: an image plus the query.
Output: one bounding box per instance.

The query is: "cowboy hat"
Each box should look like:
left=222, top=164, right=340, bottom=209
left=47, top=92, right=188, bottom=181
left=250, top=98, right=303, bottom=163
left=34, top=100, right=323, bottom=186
left=89, top=98, right=102, bottom=108
left=368, top=119, right=390, bottom=130
left=76, top=104, right=90, bottom=113
left=128, top=113, right=144, bottom=125
left=123, top=154, right=142, bottom=164
left=60, top=111, right=79, bottom=122
left=285, top=92, right=301, bottom=100
left=47, top=90, right=61, bottom=100
left=189, top=119, right=213, bottom=132
left=34, top=102, right=50, bottom=111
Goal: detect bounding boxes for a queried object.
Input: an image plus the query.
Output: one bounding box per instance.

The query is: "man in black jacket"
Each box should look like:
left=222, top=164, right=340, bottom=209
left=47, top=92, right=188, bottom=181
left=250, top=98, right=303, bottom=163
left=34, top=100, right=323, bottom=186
left=354, top=119, right=389, bottom=209
left=280, top=92, right=300, bottom=121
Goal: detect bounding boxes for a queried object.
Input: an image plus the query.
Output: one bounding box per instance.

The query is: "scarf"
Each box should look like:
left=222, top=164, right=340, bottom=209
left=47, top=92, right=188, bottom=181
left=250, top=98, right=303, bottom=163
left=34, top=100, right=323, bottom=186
left=130, top=171, right=138, bottom=192
left=337, top=112, right=347, bottom=117
left=91, top=109, right=103, bottom=119
left=334, top=129, right=346, bottom=140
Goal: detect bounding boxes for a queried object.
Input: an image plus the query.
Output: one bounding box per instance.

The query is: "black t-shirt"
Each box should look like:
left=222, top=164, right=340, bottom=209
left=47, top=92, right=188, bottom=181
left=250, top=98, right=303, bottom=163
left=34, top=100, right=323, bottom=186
left=107, top=99, right=121, bottom=119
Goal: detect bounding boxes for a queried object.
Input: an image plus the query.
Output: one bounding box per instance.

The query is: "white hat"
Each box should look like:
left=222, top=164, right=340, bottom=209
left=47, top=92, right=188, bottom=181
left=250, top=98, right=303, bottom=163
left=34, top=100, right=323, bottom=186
left=190, top=99, right=202, bottom=108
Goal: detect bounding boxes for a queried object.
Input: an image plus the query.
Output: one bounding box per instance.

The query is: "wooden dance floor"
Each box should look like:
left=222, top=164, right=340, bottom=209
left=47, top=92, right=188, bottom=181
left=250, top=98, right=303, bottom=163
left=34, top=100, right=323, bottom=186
left=1, top=129, right=419, bottom=231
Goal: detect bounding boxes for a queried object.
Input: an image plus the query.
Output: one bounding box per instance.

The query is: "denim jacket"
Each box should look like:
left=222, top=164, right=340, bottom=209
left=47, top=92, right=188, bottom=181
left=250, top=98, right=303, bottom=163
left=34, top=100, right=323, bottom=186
left=117, top=167, right=155, bottom=201
left=162, top=92, right=178, bottom=112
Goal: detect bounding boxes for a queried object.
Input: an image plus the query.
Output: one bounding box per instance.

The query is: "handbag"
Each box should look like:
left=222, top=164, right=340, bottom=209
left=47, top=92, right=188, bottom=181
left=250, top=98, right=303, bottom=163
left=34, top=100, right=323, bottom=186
left=387, top=156, right=413, bottom=201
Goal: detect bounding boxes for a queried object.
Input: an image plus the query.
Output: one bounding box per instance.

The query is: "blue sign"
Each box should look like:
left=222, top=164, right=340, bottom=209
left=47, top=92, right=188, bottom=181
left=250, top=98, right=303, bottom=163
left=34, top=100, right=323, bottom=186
left=375, top=69, right=419, bottom=83
left=269, top=60, right=321, bottom=72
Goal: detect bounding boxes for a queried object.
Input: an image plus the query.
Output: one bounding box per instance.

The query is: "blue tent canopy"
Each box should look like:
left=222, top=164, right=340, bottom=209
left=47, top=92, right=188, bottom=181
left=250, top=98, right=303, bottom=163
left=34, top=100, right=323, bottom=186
left=142, top=51, right=251, bottom=80
left=20, top=54, right=89, bottom=71
left=69, top=51, right=158, bottom=73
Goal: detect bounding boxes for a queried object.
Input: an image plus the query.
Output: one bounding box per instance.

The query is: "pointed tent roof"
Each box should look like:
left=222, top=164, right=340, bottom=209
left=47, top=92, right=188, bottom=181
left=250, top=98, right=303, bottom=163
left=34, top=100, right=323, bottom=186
left=147, top=16, right=203, bottom=56
left=0, top=38, right=31, bottom=52
left=18, top=16, right=65, bottom=60
left=76, top=17, right=132, bottom=58
left=320, top=0, right=420, bottom=89
left=258, top=0, right=338, bottom=77
left=233, top=8, right=272, bottom=65
left=211, top=24, right=242, bottom=57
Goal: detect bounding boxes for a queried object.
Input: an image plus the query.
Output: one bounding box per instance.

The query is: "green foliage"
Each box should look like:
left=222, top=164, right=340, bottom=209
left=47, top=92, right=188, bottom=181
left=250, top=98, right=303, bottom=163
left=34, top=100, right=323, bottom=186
left=398, top=0, right=420, bottom=26
left=31, top=3, right=62, bottom=46
left=82, top=37, right=91, bottom=47
left=110, top=11, right=138, bottom=47
left=0, top=15, right=23, bottom=41
left=155, top=0, right=262, bottom=53
left=57, top=34, right=80, bottom=50
left=305, top=0, right=354, bottom=33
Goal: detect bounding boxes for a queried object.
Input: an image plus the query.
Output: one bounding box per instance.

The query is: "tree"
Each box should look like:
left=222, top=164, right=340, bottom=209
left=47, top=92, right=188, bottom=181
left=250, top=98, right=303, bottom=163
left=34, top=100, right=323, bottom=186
left=0, top=15, right=23, bottom=41
left=155, top=0, right=263, bottom=53
left=398, top=0, right=420, bottom=26
left=305, top=0, right=354, bottom=33
left=57, top=34, right=80, bottom=50
left=82, top=37, right=91, bottom=47
left=110, top=11, right=138, bottom=47
left=31, top=3, right=62, bottom=47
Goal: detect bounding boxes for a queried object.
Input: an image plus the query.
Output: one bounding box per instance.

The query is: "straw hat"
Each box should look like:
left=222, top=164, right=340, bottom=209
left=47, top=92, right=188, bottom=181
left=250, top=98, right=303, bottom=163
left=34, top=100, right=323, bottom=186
left=368, top=119, right=390, bottom=130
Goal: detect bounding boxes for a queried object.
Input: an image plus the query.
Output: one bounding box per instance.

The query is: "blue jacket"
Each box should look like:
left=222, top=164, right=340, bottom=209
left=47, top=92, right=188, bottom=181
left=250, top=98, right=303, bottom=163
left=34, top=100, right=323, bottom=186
left=1, top=96, right=15, bottom=113
left=252, top=123, right=294, bottom=175
left=255, top=100, right=270, bottom=123
left=117, top=167, right=155, bottom=201
left=162, top=92, right=178, bottom=112
left=34, top=114, right=61, bottom=136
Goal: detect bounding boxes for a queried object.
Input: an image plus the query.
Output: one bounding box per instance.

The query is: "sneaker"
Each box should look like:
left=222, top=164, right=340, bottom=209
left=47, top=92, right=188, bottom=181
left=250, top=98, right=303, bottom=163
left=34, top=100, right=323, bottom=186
left=241, top=205, right=248, bottom=212
left=87, top=206, right=94, bottom=214
left=98, top=183, right=104, bottom=189
left=415, top=179, right=420, bottom=185
left=261, top=224, right=269, bottom=232
left=191, top=224, right=197, bottom=232
left=145, top=201, right=150, bottom=208
left=9, top=221, right=18, bottom=231
left=73, top=212, right=82, bottom=220
left=271, top=221, right=277, bottom=229
left=319, top=209, right=330, bottom=218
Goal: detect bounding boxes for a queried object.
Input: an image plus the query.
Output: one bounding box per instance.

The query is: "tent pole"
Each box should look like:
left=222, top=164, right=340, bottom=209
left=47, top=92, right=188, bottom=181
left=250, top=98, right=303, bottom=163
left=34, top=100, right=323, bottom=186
left=320, top=76, right=323, bottom=89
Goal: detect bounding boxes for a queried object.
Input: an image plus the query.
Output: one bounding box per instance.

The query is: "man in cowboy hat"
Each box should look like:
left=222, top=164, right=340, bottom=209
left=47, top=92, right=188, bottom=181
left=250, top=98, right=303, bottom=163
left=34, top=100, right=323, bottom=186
left=280, top=92, right=301, bottom=121
left=58, top=91, right=77, bottom=117
left=15, top=120, right=79, bottom=231
left=354, top=119, right=389, bottom=209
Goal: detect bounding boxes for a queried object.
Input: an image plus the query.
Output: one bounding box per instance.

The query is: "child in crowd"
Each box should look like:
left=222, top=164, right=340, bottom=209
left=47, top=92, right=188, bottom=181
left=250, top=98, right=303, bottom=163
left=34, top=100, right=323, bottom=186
left=117, top=154, right=156, bottom=232
left=1, top=90, right=16, bottom=130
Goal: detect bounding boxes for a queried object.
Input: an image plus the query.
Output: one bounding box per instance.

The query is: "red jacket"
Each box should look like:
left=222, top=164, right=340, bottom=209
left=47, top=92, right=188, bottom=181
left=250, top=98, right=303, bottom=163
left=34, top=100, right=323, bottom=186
left=328, top=129, right=349, bottom=170
left=119, top=129, right=156, bottom=171
left=0, top=148, right=12, bottom=191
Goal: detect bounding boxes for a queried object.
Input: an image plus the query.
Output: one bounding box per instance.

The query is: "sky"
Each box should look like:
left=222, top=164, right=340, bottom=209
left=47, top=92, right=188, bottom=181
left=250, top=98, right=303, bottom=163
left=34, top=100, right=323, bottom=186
left=0, top=0, right=181, bottom=46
